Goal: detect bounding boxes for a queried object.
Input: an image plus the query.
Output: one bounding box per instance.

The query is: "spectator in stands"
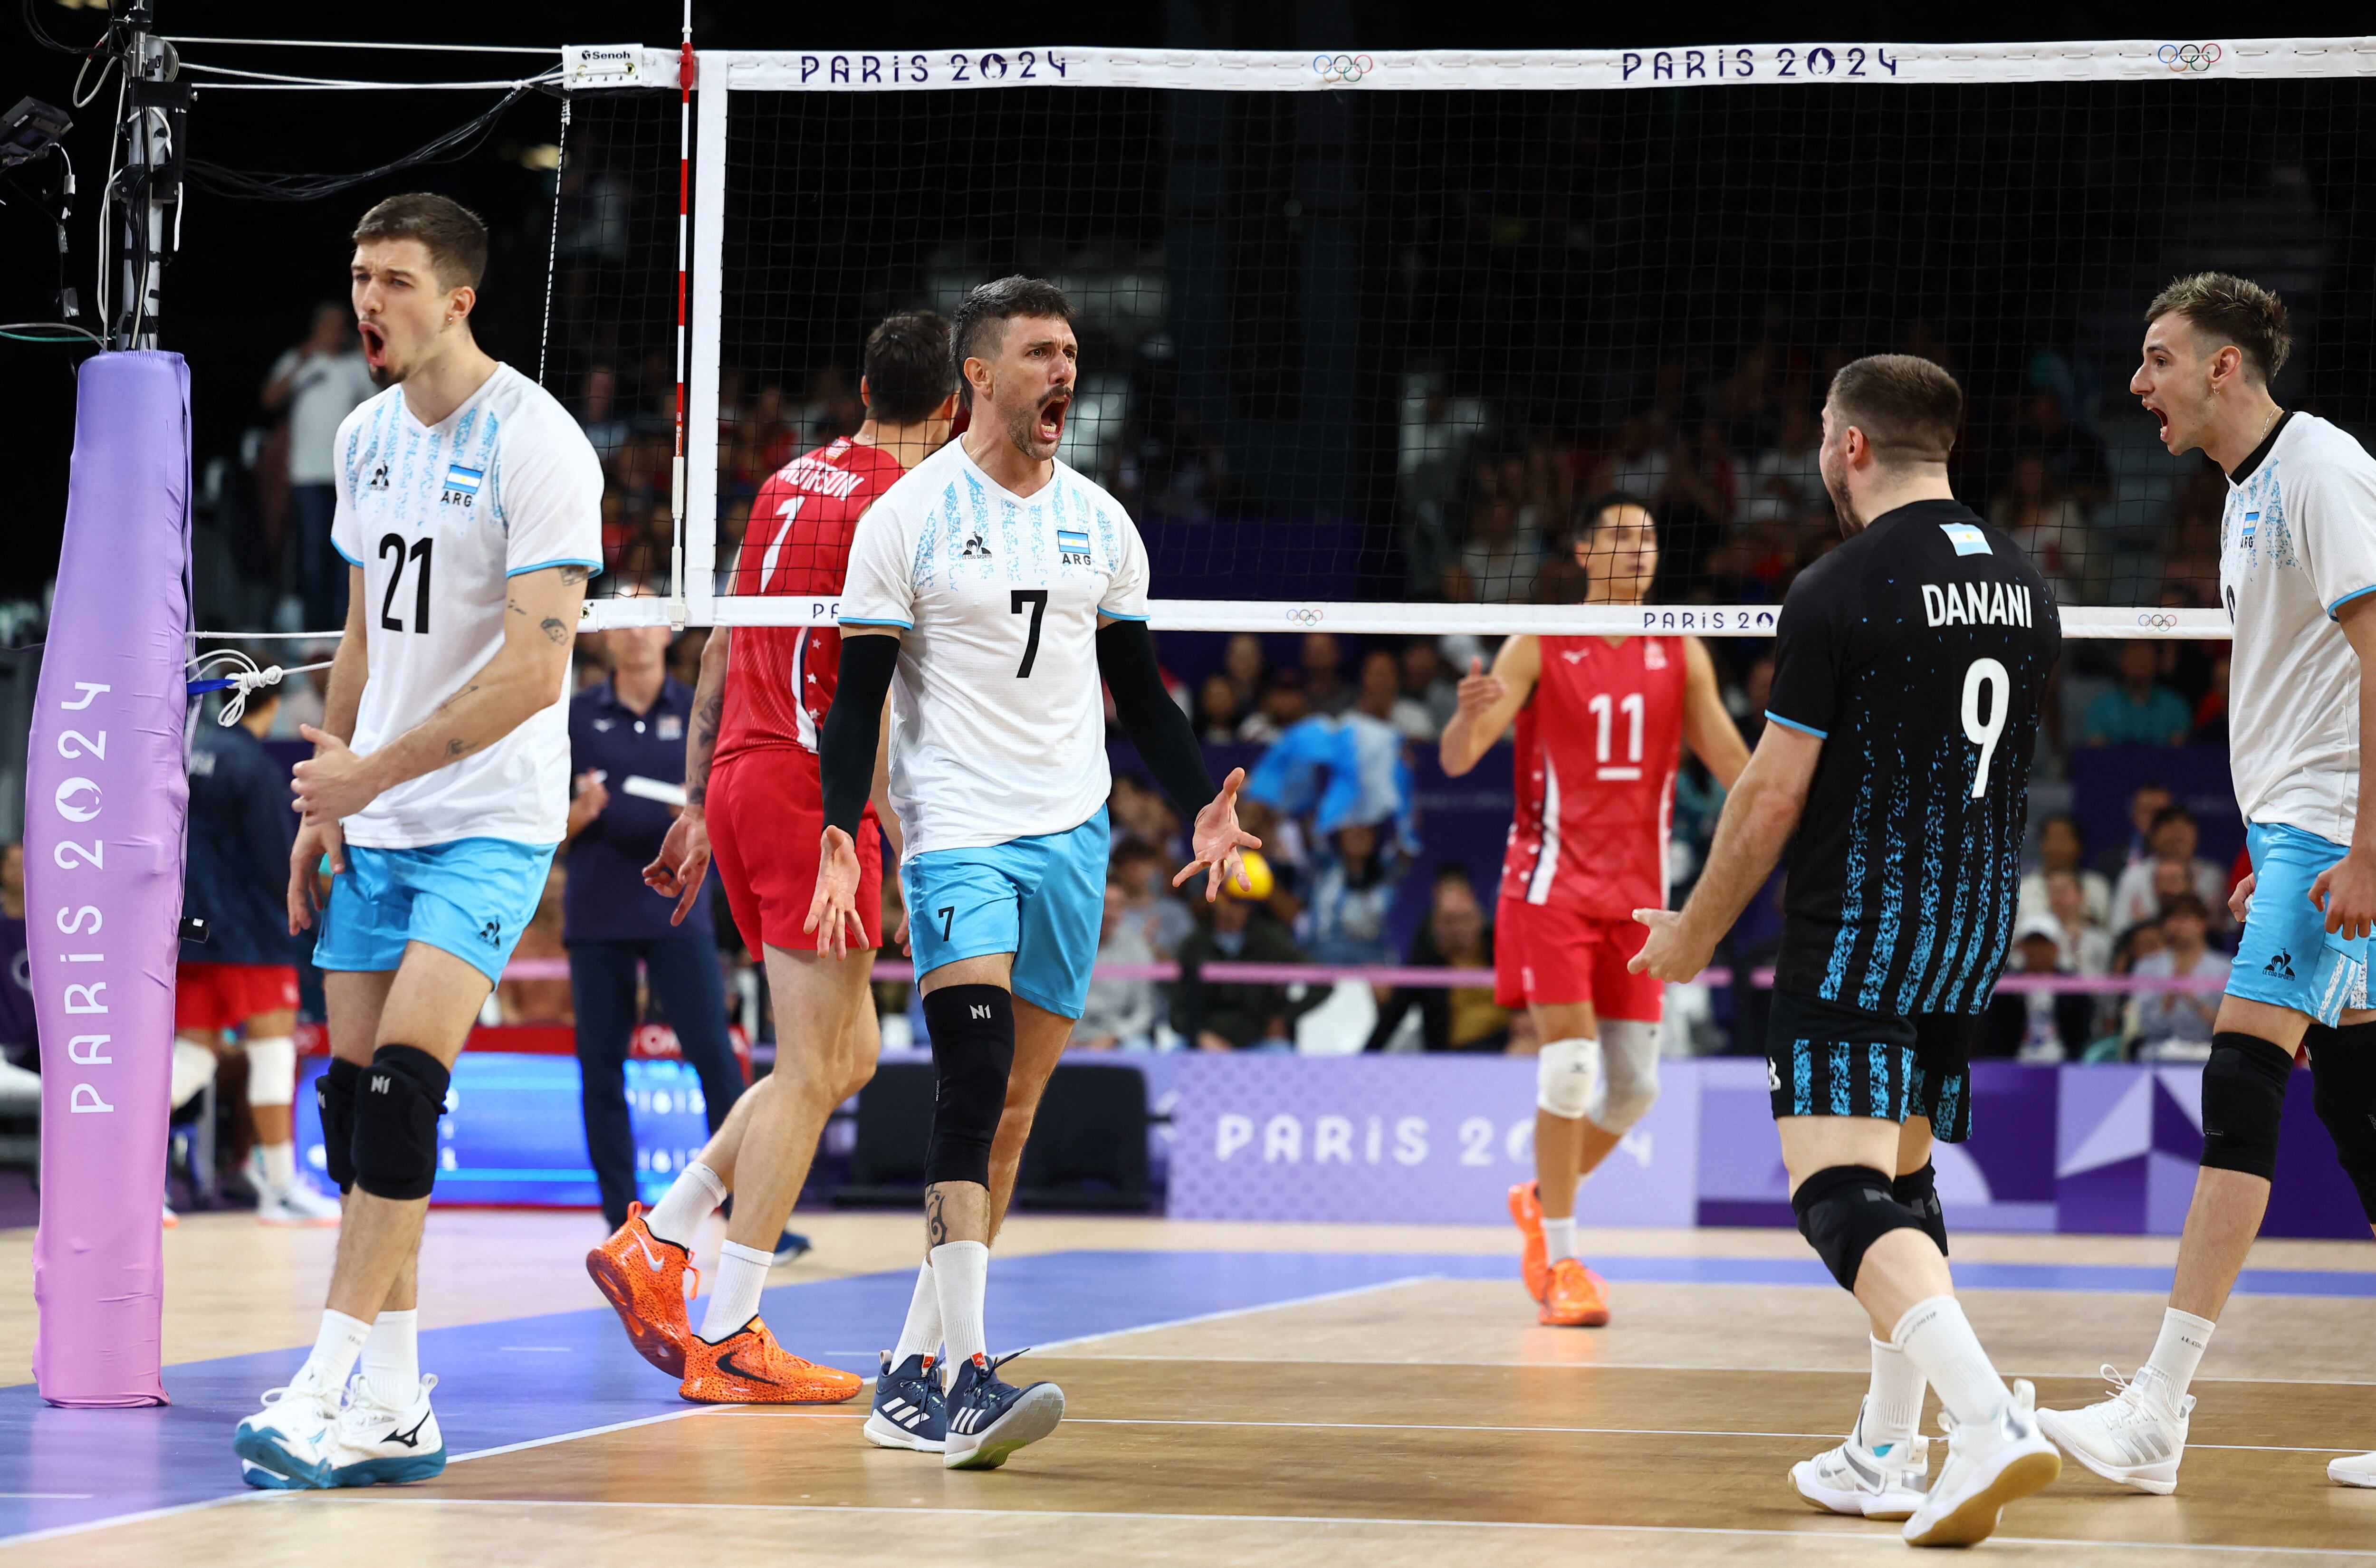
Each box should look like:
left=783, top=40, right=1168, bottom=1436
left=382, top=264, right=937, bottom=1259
left=1453, top=492, right=1539, bottom=605
left=2082, top=639, right=2193, bottom=747
left=1109, top=774, right=1181, bottom=858
left=2109, top=806, right=2229, bottom=933
left=262, top=302, right=377, bottom=632
left=1195, top=673, right=1244, bottom=744
left=1981, top=913, right=2094, bottom=1062
left=579, top=363, right=631, bottom=467
left=1303, top=821, right=1400, bottom=967
left=1235, top=667, right=1309, bottom=745
left=1741, top=400, right=1824, bottom=525
left=1596, top=411, right=1673, bottom=500
left=1075, top=874, right=1159, bottom=1051
left=2045, top=869, right=2113, bottom=975
left=2129, top=893, right=2227, bottom=1060
left=2099, top=783, right=2175, bottom=876
left=1302, top=632, right=1353, bottom=716
left=2019, top=813, right=2112, bottom=929
left=564, top=599, right=745, bottom=1233
left=1990, top=452, right=2093, bottom=602
left=1172, top=876, right=1321, bottom=1051
left=2191, top=652, right=2231, bottom=748
left=1351, top=648, right=1422, bottom=737
left=1111, top=838, right=1195, bottom=958
left=1365, top=866, right=1512, bottom=1053
left=1398, top=640, right=1459, bottom=738
left=1222, top=633, right=1267, bottom=712
left=2018, top=387, right=2111, bottom=504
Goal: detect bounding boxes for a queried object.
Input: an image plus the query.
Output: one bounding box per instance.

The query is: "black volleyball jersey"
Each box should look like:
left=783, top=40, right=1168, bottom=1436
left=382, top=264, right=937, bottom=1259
left=1763, top=499, right=2062, bottom=1014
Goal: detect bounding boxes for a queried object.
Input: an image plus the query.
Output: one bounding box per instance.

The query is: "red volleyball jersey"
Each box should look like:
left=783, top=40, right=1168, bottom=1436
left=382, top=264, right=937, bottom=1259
left=1498, top=635, right=1688, bottom=921
left=713, top=437, right=910, bottom=765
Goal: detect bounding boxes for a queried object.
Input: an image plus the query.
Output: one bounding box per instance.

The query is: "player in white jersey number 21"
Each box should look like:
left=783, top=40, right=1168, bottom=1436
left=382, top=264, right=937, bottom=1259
left=232, top=194, right=604, bottom=1492
left=808, top=277, right=1257, bottom=1470
left=2041, top=274, right=2376, bottom=1495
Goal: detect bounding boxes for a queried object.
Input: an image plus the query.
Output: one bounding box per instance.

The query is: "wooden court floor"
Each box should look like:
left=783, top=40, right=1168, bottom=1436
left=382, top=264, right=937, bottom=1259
left=5, top=1214, right=2374, bottom=1566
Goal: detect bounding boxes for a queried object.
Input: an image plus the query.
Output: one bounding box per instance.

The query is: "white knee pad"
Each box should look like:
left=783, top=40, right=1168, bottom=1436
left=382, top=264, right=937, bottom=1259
left=244, top=1035, right=297, bottom=1108
left=1536, top=1036, right=1598, bottom=1119
left=1585, top=1019, right=1662, bottom=1134
left=170, top=1039, right=218, bottom=1110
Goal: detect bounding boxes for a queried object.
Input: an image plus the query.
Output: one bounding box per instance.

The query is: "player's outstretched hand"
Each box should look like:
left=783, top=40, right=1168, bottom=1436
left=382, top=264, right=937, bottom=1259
left=1454, top=656, right=1507, bottom=719
left=287, top=817, right=345, bottom=936
left=1628, top=907, right=1713, bottom=983
left=2229, top=870, right=2256, bottom=926
left=642, top=809, right=712, bottom=927
left=1173, top=766, right=1264, bottom=903
left=803, top=825, right=867, bottom=959
left=2311, top=848, right=2376, bottom=941
left=290, top=724, right=381, bottom=825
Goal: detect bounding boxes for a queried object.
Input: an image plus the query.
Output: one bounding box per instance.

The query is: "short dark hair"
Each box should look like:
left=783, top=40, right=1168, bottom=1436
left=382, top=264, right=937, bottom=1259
left=950, top=275, right=1074, bottom=406
left=2150, top=805, right=2196, bottom=833
left=1826, top=354, right=1963, bottom=466
left=861, top=310, right=956, bottom=424
left=353, top=192, right=489, bottom=291
left=1571, top=491, right=1654, bottom=545
left=2159, top=891, right=2210, bottom=924
left=2148, top=272, right=2292, bottom=382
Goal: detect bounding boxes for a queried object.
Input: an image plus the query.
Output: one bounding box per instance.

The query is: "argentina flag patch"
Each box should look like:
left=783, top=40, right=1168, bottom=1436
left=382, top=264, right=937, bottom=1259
left=443, top=462, right=484, bottom=497
left=1939, top=522, right=1992, bottom=556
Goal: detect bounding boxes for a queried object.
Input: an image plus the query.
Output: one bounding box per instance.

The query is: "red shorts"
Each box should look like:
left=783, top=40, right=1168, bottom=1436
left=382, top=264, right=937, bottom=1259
left=1494, top=898, right=1663, bottom=1022
left=174, top=962, right=300, bottom=1034
left=708, top=746, right=883, bottom=956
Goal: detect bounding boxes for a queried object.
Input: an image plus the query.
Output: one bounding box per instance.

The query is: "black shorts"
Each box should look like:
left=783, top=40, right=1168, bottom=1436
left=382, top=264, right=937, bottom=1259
left=1766, top=989, right=1978, bottom=1143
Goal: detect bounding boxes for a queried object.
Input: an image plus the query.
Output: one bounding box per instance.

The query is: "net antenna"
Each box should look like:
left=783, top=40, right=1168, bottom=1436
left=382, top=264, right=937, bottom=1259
left=667, top=0, right=695, bottom=633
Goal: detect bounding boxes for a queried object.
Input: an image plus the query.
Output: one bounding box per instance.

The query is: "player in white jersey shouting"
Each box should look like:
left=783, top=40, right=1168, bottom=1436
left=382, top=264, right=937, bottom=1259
left=2042, top=274, right=2376, bottom=1493
left=232, top=193, right=603, bottom=1490
left=808, top=277, right=1256, bottom=1469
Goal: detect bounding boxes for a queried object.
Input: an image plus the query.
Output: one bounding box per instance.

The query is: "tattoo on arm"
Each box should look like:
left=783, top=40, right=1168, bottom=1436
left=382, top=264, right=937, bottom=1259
left=558, top=565, right=592, bottom=586
left=540, top=617, right=569, bottom=645
left=507, top=597, right=527, bottom=616
left=445, top=738, right=473, bottom=757
left=924, top=1187, right=948, bottom=1249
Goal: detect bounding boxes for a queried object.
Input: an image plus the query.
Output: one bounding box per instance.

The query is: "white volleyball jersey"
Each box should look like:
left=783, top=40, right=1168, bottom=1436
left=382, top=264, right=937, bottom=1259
left=2221, top=411, right=2376, bottom=843
left=838, top=439, right=1152, bottom=857
left=330, top=362, right=604, bottom=849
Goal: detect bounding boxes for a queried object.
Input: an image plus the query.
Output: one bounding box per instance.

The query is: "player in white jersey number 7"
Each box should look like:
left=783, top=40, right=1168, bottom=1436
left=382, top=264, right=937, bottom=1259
left=2040, top=274, right=2376, bottom=1495
left=807, top=277, right=1258, bottom=1470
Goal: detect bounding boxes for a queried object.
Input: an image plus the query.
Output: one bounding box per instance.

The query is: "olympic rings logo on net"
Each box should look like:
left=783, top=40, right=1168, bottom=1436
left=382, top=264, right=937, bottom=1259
left=2156, top=43, right=2223, bottom=72
left=1312, top=53, right=1375, bottom=84
left=2136, top=612, right=2182, bottom=630
left=1284, top=606, right=1327, bottom=628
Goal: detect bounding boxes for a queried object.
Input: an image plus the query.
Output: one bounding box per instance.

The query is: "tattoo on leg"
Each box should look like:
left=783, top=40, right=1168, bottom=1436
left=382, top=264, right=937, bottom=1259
left=925, top=1187, right=948, bottom=1249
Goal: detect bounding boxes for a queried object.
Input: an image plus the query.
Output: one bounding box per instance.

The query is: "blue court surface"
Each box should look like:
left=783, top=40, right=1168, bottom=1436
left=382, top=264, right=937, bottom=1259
left=6, top=1245, right=2374, bottom=1546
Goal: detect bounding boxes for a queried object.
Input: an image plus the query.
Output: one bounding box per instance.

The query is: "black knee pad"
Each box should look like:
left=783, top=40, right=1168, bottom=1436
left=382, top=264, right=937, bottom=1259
left=352, top=1045, right=450, bottom=1201
left=921, top=985, right=1014, bottom=1188
left=318, top=1057, right=362, bottom=1193
left=1891, top=1160, right=1950, bottom=1257
left=2201, top=1032, right=2292, bottom=1180
left=2309, top=1022, right=2376, bottom=1224
left=1791, top=1164, right=1931, bottom=1291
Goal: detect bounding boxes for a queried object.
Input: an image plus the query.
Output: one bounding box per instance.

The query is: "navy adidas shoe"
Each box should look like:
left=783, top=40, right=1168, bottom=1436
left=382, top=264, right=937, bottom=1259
left=769, top=1229, right=812, bottom=1266
left=941, top=1350, right=1063, bottom=1471
left=863, top=1351, right=948, bottom=1452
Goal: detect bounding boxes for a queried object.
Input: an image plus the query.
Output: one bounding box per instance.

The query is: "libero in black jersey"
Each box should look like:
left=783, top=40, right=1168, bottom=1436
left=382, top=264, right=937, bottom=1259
left=1764, top=498, right=2061, bottom=1016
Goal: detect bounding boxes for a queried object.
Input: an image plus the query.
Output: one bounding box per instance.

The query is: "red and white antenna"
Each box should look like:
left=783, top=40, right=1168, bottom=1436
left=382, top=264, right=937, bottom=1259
left=668, top=0, right=695, bottom=630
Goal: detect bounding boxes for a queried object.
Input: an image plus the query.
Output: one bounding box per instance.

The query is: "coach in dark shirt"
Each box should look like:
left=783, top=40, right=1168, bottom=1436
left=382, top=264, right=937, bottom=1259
left=567, top=617, right=745, bottom=1231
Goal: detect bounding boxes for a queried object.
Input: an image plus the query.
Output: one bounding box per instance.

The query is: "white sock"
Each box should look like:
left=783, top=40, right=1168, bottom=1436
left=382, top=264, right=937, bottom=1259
left=2139, top=1308, right=2215, bottom=1406
left=931, top=1241, right=990, bottom=1371
left=1864, top=1334, right=1926, bottom=1452
left=698, top=1240, right=774, bottom=1343
left=1541, top=1215, right=1578, bottom=1263
left=258, top=1141, right=297, bottom=1191
left=296, top=1309, right=373, bottom=1394
left=644, top=1161, right=727, bottom=1248
left=1892, top=1296, right=2012, bottom=1428
left=360, top=1309, right=419, bottom=1405
left=891, top=1261, right=942, bottom=1365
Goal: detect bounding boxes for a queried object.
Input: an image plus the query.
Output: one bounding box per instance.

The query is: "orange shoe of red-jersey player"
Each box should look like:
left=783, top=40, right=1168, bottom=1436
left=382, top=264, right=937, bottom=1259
left=1539, top=1257, right=1611, bottom=1328
left=678, top=1317, right=864, bottom=1405
left=585, top=1203, right=696, bottom=1377
left=1509, top=1181, right=1551, bottom=1302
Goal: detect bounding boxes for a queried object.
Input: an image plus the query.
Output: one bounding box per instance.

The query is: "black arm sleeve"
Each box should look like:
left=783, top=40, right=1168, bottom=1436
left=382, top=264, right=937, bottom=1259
left=1096, top=619, right=1217, bottom=823
left=819, top=633, right=901, bottom=837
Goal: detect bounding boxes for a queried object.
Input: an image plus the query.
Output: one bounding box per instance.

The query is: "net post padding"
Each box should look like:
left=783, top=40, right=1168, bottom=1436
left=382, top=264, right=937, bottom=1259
left=29, top=351, right=192, bottom=1407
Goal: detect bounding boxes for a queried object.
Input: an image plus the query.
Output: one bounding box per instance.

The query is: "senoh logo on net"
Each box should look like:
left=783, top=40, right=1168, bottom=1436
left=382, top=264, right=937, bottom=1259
left=2157, top=43, right=2223, bottom=72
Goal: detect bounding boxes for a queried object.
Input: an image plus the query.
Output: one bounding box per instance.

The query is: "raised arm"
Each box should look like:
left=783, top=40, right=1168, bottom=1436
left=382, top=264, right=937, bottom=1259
left=1679, top=635, right=1751, bottom=791
left=1629, top=721, right=1822, bottom=982
left=290, top=563, right=589, bottom=828
left=1438, top=635, right=1540, bottom=777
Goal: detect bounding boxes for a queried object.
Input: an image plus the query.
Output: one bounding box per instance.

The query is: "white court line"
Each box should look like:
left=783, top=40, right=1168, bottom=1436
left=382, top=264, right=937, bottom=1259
left=1026, top=1274, right=1441, bottom=1354
left=0, top=1492, right=259, bottom=1550
left=447, top=1403, right=726, bottom=1464
left=333, top=1497, right=2376, bottom=1557
left=1058, top=1352, right=2376, bottom=1387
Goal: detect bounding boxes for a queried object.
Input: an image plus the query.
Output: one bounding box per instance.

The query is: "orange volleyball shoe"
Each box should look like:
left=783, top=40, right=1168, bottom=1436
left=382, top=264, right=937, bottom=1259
left=1509, top=1181, right=1551, bottom=1302
left=678, top=1317, right=864, bottom=1405
left=586, top=1203, right=697, bottom=1377
left=1539, top=1257, right=1612, bottom=1328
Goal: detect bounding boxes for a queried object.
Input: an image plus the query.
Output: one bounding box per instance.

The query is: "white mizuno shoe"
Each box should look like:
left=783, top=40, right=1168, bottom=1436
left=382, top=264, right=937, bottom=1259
left=1790, top=1396, right=1931, bottom=1520
left=256, top=1176, right=343, bottom=1226
left=233, top=1377, right=345, bottom=1489
left=326, top=1374, right=446, bottom=1486
left=2035, top=1366, right=2193, bottom=1495
left=2328, top=1451, right=2376, bottom=1488
left=1901, top=1379, right=2061, bottom=1548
